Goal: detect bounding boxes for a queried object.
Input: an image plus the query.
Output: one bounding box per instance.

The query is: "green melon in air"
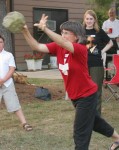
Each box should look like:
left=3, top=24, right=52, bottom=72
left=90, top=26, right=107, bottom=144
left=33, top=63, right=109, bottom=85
left=2, top=11, right=26, bottom=33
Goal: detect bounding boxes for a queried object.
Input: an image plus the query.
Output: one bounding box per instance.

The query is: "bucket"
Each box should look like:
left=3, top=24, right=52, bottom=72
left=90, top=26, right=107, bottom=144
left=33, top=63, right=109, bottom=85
left=50, top=56, right=58, bottom=68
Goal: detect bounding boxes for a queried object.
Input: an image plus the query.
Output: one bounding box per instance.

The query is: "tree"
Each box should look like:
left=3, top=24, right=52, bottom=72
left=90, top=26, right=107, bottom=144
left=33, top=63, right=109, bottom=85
left=87, top=0, right=116, bottom=27
left=87, top=0, right=115, bottom=10
left=0, top=0, right=13, bottom=53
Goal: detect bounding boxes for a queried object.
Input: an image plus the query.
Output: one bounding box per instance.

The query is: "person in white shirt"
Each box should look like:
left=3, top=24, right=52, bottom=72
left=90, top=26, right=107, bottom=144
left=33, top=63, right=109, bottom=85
left=102, top=8, right=119, bottom=54
left=0, top=35, right=32, bottom=131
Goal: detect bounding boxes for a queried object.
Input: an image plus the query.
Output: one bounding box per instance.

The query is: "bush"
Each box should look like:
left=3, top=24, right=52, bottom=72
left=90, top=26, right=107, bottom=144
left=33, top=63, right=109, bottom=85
left=95, top=10, right=108, bottom=28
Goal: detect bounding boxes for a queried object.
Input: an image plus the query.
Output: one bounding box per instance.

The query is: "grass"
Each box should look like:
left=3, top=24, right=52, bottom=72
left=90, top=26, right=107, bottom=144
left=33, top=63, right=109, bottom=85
left=0, top=78, right=119, bottom=150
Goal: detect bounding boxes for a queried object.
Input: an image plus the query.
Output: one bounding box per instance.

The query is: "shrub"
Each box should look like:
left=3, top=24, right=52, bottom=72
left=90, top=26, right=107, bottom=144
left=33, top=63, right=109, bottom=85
left=95, top=10, right=108, bottom=28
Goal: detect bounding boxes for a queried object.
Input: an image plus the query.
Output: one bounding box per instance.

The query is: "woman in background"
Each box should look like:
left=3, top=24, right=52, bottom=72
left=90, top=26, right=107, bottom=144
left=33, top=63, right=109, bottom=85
left=83, top=10, right=113, bottom=115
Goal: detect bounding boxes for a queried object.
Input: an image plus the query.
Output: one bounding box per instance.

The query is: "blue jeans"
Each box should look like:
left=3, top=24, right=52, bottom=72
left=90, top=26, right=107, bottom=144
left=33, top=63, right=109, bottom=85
left=72, top=92, right=114, bottom=150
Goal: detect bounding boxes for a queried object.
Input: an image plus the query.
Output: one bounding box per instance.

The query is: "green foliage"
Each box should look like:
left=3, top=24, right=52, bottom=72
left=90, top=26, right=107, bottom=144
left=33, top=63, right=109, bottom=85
left=88, top=0, right=115, bottom=9
left=87, top=0, right=118, bottom=27
left=87, top=0, right=113, bottom=28
left=94, top=10, right=108, bottom=27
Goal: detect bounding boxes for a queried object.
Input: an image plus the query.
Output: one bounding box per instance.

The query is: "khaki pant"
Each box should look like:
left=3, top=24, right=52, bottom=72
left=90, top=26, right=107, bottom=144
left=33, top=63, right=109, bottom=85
left=88, top=66, right=104, bottom=115
left=0, top=82, right=21, bottom=112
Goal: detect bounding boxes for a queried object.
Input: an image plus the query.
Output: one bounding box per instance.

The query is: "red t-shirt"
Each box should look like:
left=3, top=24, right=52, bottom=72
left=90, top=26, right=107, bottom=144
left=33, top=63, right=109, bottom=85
left=46, top=42, right=97, bottom=100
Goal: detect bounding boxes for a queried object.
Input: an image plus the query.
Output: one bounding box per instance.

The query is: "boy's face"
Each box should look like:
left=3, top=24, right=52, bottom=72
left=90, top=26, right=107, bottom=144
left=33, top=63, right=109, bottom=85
left=0, top=38, right=4, bottom=52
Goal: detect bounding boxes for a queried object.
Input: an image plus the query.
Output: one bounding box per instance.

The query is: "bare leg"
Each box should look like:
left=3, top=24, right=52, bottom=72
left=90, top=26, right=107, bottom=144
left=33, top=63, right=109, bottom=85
left=65, top=91, right=70, bottom=100
left=14, top=108, right=27, bottom=125
left=14, top=108, right=33, bottom=131
left=110, top=130, right=119, bottom=150
left=112, top=130, right=119, bottom=141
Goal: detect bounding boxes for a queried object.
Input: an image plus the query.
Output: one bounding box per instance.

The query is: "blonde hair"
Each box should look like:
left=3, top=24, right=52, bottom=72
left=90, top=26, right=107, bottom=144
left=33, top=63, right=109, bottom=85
left=83, top=10, right=100, bottom=32
left=108, top=7, right=116, bottom=14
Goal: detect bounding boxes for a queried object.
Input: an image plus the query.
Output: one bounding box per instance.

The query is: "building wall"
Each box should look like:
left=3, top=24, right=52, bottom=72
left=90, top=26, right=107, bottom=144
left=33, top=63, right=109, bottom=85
left=12, top=0, right=90, bottom=70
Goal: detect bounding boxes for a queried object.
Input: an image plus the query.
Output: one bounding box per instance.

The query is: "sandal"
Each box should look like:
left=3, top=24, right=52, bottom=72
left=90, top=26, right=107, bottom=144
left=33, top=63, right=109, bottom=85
left=109, top=141, right=119, bottom=150
left=23, top=123, right=33, bottom=131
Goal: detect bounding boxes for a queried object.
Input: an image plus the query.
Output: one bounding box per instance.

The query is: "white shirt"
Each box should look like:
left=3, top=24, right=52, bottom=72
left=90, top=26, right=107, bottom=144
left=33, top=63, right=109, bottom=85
left=0, top=49, right=16, bottom=87
left=102, top=19, right=119, bottom=38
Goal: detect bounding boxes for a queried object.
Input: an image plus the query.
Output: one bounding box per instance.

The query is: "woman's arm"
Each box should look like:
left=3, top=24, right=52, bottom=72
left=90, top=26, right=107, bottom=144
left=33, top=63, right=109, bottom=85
left=101, top=39, right=113, bottom=54
left=22, top=25, right=49, bottom=53
left=22, top=14, right=74, bottom=53
left=42, top=27, right=74, bottom=53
